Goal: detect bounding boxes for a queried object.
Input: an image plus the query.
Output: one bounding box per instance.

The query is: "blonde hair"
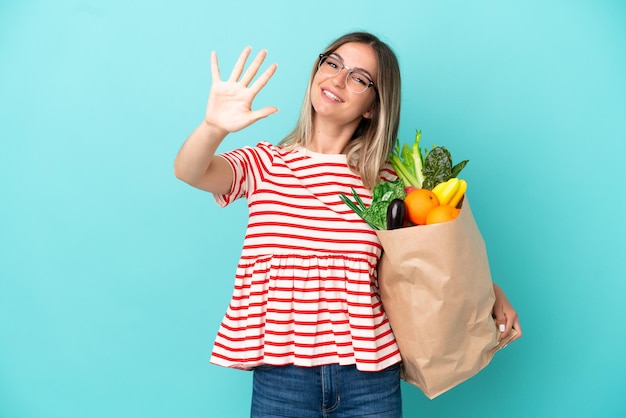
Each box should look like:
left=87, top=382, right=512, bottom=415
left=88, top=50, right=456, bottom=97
left=279, top=32, right=402, bottom=190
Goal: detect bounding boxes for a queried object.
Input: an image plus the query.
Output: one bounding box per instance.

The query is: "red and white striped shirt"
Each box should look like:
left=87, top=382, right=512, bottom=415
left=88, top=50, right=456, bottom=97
left=210, top=141, right=401, bottom=371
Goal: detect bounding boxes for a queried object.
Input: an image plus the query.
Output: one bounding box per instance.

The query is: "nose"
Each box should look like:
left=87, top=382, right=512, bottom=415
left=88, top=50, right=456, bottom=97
left=331, top=68, right=347, bottom=88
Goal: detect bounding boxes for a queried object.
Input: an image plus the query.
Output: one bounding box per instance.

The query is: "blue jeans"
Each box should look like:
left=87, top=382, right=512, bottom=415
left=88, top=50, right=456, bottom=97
left=250, top=363, right=402, bottom=418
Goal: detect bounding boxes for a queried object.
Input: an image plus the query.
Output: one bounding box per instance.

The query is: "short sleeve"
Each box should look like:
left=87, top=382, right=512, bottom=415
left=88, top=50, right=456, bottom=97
left=212, top=142, right=275, bottom=207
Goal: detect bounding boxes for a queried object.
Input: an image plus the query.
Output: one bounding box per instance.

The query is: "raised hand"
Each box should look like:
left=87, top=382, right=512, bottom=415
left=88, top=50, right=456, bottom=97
left=204, top=47, right=278, bottom=134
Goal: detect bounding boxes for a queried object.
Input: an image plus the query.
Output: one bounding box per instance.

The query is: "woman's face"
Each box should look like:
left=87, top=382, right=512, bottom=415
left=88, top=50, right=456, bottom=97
left=310, top=42, right=378, bottom=128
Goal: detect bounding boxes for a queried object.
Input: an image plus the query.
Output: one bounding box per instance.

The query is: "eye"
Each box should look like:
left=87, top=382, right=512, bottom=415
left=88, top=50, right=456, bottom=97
left=350, top=72, right=370, bottom=86
left=325, top=57, right=340, bottom=69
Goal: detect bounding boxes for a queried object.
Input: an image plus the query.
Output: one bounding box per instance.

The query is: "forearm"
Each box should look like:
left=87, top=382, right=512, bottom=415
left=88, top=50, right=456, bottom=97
left=174, top=120, right=228, bottom=186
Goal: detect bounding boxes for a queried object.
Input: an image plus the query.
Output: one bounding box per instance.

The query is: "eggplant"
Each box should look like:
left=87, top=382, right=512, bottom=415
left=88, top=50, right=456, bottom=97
left=386, top=198, right=406, bottom=230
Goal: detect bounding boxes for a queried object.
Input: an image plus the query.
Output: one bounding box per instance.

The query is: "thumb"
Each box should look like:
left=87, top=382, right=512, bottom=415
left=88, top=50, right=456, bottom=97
left=493, top=306, right=506, bottom=338
left=250, top=106, right=279, bottom=122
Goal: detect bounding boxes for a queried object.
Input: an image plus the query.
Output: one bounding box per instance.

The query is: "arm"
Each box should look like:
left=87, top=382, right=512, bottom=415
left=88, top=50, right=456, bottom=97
left=174, top=47, right=278, bottom=193
left=492, top=283, right=522, bottom=344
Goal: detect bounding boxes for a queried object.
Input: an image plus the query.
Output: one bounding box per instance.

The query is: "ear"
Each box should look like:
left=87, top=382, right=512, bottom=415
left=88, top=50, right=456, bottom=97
left=362, top=108, right=374, bottom=119
left=362, top=98, right=378, bottom=120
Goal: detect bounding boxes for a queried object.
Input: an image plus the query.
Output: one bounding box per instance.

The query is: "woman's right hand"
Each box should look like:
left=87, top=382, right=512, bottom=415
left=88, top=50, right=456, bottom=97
left=174, top=47, right=277, bottom=193
left=205, top=47, right=279, bottom=134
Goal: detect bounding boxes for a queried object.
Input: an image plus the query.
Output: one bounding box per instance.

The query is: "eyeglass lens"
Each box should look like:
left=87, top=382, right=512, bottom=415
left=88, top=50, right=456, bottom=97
left=318, top=55, right=373, bottom=93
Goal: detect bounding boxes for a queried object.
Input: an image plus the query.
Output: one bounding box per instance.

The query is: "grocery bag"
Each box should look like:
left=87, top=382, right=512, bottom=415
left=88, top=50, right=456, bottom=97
left=376, top=198, right=514, bottom=399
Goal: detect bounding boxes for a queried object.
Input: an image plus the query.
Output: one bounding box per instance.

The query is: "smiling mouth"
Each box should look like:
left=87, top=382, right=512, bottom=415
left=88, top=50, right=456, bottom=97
left=322, top=89, right=344, bottom=103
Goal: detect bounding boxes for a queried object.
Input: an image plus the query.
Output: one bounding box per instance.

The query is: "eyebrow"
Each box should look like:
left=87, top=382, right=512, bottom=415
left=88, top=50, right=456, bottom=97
left=329, top=52, right=375, bottom=80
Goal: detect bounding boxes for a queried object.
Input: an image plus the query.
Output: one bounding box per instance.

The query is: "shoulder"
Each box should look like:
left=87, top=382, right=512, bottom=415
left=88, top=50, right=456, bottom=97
left=250, top=141, right=292, bottom=160
left=222, top=141, right=284, bottom=164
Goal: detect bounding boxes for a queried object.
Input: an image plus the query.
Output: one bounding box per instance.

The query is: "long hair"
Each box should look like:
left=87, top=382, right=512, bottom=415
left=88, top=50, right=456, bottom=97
left=279, top=32, right=401, bottom=190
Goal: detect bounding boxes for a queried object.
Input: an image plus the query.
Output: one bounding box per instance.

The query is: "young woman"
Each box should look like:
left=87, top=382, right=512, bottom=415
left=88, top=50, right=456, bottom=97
left=175, top=32, right=521, bottom=418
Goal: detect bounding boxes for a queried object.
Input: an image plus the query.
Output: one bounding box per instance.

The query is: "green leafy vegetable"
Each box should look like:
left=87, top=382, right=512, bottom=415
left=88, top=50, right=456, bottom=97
left=450, top=159, right=469, bottom=179
left=339, top=180, right=406, bottom=230
left=341, top=130, right=468, bottom=228
left=390, top=129, right=469, bottom=190
left=422, top=146, right=469, bottom=190
left=389, top=130, right=425, bottom=189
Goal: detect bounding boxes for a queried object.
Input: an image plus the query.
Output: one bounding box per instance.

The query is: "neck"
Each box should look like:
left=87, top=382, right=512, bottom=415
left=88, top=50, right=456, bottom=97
left=309, top=118, right=359, bottom=154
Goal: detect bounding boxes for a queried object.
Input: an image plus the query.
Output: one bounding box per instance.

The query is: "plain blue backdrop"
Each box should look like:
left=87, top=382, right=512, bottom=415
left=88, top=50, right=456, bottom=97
left=1, top=0, right=625, bottom=417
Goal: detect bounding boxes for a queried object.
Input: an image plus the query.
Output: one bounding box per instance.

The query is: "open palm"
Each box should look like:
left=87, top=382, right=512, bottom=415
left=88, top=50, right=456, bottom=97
left=205, top=47, right=278, bottom=133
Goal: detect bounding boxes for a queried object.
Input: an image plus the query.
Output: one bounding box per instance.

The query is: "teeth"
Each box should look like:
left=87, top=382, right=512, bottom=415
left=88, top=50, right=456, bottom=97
left=323, top=89, right=342, bottom=102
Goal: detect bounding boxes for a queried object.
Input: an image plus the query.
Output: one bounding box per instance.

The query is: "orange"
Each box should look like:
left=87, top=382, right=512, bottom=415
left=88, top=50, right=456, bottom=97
left=404, top=189, right=440, bottom=225
left=426, top=204, right=460, bottom=225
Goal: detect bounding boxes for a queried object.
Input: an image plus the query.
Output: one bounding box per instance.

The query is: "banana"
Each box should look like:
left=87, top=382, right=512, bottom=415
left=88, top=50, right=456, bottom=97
left=432, top=181, right=446, bottom=203
left=448, top=179, right=467, bottom=208
left=432, top=178, right=460, bottom=205
left=431, top=181, right=448, bottom=199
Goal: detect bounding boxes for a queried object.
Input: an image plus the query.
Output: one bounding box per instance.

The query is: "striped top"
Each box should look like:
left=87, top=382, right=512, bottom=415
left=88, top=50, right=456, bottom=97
left=210, top=141, right=401, bottom=372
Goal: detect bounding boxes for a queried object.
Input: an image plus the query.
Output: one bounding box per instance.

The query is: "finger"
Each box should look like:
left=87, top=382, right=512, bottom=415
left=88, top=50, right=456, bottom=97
left=229, top=46, right=252, bottom=82
left=210, top=51, right=221, bottom=84
left=249, top=62, right=278, bottom=94
left=249, top=106, right=279, bottom=123
left=492, top=305, right=506, bottom=341
left=509, top=318, right=523, bottom=342
left=240, top=49, right=269, bottom=86
left=501, top=310, right=520, bottom=343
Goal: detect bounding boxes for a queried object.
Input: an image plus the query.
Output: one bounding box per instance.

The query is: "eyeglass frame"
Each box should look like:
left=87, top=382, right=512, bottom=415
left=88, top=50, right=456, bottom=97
left=317, top=53, right=376, bottom=94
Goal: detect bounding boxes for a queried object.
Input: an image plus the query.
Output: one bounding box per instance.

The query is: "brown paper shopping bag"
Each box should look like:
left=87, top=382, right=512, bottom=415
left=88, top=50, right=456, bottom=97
left=376, top=198, right=512, bottom=399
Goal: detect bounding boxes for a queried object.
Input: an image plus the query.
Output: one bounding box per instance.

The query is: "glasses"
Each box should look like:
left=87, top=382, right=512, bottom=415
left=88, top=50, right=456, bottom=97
left=317, top=54, right=376, bottom=94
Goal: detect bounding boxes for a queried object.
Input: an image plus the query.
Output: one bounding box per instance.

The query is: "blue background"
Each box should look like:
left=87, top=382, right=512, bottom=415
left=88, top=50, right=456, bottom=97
left=1, top=0, right=625, bottom=417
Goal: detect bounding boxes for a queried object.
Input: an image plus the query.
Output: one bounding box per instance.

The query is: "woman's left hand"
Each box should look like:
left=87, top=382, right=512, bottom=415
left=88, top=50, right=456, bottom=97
left=492, top=283, right=522, bottom=344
